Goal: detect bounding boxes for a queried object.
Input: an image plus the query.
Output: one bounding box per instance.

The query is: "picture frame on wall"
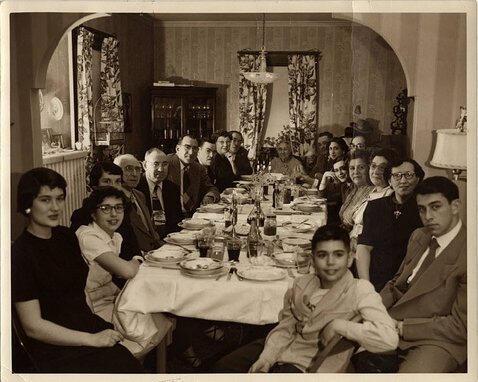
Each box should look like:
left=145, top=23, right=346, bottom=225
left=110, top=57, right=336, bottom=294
left=41, top=128, right=52, bottom=146
left=123, top=92, right=132, bottom=132
left=50, top=134, right=64, bottom=149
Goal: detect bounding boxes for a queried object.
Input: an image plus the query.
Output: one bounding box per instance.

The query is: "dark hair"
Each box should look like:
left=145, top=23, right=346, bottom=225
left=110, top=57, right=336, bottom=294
left=178, top=134, right=198, bottom=145
left=347, top=149, right=369, bottom=165
left=211, top=131, right=231, bottom=143
left=384, top=158, right=425, bottom=183
left=328, top=137, right=349, bottom=156
left=415, top=176, right=459, bottom=202
left=89, top=162, right=123, bottom=188
left=82, top=186, right=129, bottom=224
left=198, top=136, right=216, bottom=148
left=318, top=131, right=333, bottom=140
left=311, top=224, right=350, bottom=252
left=229, top=130, right=244, bottom=140
left=370, top=147, right=397, bottom=164
left=17, top=168, right=67, bottom=215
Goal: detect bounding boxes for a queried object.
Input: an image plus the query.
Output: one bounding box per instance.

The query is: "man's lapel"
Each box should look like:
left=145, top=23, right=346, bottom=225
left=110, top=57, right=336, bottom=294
left=132, top=189, right=156, bottom=236
left=394, top=226, right=465, bottom=307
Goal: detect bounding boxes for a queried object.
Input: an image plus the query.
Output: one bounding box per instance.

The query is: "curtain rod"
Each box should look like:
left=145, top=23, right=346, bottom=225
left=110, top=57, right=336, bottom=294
left=238, top=50, right=321, bottom=56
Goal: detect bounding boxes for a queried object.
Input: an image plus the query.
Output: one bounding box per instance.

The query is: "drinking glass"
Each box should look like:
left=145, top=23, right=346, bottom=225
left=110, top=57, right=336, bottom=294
left=226, top=236, right=242, bottom=262
left=211, top=236, right=226, bottom=261
left=274, top=188, right=284, bottom=209
left=197, top=235, right=211, bottom=257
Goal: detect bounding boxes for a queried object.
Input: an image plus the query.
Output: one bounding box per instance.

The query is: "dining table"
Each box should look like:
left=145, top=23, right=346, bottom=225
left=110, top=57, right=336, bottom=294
left=113, top=192, right=327, bottom=344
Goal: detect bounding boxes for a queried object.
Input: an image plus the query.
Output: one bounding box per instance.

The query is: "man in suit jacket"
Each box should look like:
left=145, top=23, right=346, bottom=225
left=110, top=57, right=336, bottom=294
left=227, top=130, right=253, bottom=177
left=355, top=176, right=466, bottom=373
left=136, top=148, right=182, bottom=236
left=197, top=136, right=216, bottom=182
left=113, top=154, right=161, bottom=251
left=210, top=131, right=237, bottom=192
left=167, top=135, right=220, bottom=219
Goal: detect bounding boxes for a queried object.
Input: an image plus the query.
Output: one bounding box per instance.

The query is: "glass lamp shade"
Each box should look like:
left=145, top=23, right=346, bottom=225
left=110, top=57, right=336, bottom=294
left=430, top=129, right=467, bottom=170
left=243, top=49, right=278, bottom=84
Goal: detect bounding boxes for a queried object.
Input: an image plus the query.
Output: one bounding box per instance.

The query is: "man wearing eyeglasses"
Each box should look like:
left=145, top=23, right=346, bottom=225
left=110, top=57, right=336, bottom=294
left=113, top=154, right=161, bottom=250
left=356, top=158, right=424, bottom=292
left=167, top=135, right=219, bottom=221
left=350, top=134, right=367, bottom=153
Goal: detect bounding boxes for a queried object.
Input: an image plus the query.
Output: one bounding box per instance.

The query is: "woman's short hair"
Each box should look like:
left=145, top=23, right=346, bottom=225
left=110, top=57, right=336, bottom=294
left=383, top=158, right=425, bottom=183
left=370, top=147, right=398, bottom=164
left=17, top=168, right=67, bottom=215
left=311, top=224, right=350, bottom=252
left=347, top=149, right=369, bottom=165
left=327, top=137, right=349, bottom=155
left=89, top=162, right=123, bottom=188
left=82, top=186, right=129, bottom=224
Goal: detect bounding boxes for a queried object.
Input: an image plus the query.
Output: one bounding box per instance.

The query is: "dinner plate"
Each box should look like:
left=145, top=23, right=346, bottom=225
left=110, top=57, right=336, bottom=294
left=293, top=203, right=322, bottom=213
left=282, top=237, right=311, bottom=252
left=180, top=258, right=223, bottom=271
left=165, top=232, right=197, bottom=245
left=199, top=204, right=227, bottom=213
left=179, top=218, right=212, bottom=230
left=146, top=249, right=187, bottom=262
left=283, top=221, right=315, bottom=233
left=144, top=257, right=181, bottom=269
left=180, top=268, right=228, bottom=279
left=236, top=266, right=286, bottom=282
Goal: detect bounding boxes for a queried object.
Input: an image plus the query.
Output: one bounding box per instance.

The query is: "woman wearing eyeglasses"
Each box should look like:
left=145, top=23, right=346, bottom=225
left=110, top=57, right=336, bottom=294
left=356, top=158, right=424, bottom=291
left=11, top=168, right=142, bottom=372
left=75, top=186, right=141, bottom=323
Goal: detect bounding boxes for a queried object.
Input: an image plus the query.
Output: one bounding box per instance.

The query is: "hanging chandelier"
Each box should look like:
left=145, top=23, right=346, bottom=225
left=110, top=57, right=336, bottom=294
left=243, top=14, right=278, bottom=84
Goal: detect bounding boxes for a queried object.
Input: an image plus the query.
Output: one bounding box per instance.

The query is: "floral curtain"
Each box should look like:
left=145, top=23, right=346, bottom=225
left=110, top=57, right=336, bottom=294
left=287, top=54, right=318, bottom=156
left=100, top=36, right=124, bottom=132
left=238, top=53, right=267, bottom=160
left=76, top=27, right=94, bottom=150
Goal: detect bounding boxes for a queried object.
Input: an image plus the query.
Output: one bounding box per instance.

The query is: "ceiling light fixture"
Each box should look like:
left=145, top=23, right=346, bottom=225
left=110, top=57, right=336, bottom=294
left=243, top=14, right=278, bottom=84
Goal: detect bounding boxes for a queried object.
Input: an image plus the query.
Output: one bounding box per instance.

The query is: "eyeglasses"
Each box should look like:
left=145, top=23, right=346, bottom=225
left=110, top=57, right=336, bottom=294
left=124, top=165, right=142, bottom=173
left=391, top=172, right=416, bottom=181
left=97, top=204, right=125, bottom=214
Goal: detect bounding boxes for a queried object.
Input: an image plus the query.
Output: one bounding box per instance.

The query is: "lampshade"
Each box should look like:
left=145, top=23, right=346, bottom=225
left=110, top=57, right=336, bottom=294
left=430, top=129, right=467, bottom=170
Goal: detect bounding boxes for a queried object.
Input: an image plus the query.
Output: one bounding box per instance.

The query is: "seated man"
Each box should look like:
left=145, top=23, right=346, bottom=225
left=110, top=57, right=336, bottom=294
left=113, top=154, right=161, bottom=251
left=213, top=225, right=398, bottom=373
left=269, top=140, right=305, bottom=179
left=70, top=162, right=142, bottom=262
left=354, top=176, right=467, bottom=373
left=227, top=130, right=253, bottom=176
left=210, top=131, right=237, bottom=192
left=197, top=136, right=216, bottom=182
left=167, top=134, right=220, bottom=219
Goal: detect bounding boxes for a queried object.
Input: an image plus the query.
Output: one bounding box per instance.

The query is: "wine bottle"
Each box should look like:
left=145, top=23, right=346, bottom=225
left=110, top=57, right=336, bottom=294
left=247, top=218, right=261, bottom=258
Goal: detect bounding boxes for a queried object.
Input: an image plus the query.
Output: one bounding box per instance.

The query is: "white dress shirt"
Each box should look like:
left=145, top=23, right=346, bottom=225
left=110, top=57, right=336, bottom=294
left=407, top=220, right=462, bottom=283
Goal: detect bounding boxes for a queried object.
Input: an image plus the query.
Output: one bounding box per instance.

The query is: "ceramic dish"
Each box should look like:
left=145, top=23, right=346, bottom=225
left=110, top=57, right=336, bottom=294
left=282, top=237, right=311, bottom=252
left=144, top=256, right=181, bottom=269
left=146, top=248, right=187, bottom=261
left=199, top=204, right=227, bottom=213
left=165, top=232, right=197, bottom=245
left=293, top=203, right=322, bottom=213
left=180, top=268, right=228, bottom=279
left=180, top=258, right=223, bottom=272
left=283, top=221, right=315, bottom=233
left=179, top=218, right=212, bottom=230
left=236, top=266, right=286, bottom=282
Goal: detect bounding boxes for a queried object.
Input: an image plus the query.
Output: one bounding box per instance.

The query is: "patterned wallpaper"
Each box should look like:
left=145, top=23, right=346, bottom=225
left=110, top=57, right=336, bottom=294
left=154, top=23, right=406, bottom=137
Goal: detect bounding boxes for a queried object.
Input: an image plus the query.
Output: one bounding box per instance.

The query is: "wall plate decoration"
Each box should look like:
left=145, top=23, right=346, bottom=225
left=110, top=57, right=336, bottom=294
left=49, top=97, right=64, bottom=121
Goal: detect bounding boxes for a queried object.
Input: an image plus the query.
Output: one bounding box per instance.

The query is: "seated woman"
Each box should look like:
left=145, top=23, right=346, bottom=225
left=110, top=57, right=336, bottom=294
left=300, top=137, right=349, bottom=187
left=338, top=150, right=374, bottom=236
left=349, top=148, right=396, bottom=243
left=11, top=168, right=142, bottom=373
left=317, top=157, right=352, bottom=225
left=212, top=225, right=398, bottom=373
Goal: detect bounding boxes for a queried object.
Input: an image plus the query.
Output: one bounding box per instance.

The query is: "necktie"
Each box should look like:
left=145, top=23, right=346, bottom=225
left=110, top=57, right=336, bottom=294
left=182, top=166, right=190, bottom=191
left=152, top=184, right=162, bottom=212
left=409, top=238, right=440, bottom=286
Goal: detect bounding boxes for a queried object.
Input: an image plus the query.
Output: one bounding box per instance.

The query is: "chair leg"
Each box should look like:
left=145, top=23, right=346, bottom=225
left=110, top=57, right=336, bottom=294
left=156, top=337, right=168, bottom=373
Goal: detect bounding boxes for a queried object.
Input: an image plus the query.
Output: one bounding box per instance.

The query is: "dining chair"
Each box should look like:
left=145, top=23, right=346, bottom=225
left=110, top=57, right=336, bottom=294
left=11, top=308, right=40, bottom=372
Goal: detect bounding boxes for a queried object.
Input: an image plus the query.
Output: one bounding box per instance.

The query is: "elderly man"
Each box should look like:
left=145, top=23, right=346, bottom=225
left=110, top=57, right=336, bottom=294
left=355, top=176, right=466, bottom=373
left=197, top=136, right=216, bottom=181
left=167, top=135, right=220, bottom=219
left=113, top=154, right=161, bottom=250
left=210, top=131, right=237, bottom=192
left=269, top=140, right=304, bottom=178
left=136, top=147, right=181, bottom=236
left=227, top=130, right=253, bottom=176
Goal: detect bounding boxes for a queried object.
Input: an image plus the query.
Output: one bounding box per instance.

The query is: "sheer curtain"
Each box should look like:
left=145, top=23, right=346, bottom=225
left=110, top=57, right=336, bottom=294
left=287, top=54, right=319, bottom=156
left=238, top=53, right=267, bottom=160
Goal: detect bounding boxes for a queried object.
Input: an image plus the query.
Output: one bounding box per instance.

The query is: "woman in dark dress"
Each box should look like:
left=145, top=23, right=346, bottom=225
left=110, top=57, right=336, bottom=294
left=11, top=167, right=143, bottom=373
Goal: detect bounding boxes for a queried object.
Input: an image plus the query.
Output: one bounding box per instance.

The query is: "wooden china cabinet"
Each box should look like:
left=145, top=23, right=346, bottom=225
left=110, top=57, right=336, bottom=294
left=150, top=86, right=217, bottom=153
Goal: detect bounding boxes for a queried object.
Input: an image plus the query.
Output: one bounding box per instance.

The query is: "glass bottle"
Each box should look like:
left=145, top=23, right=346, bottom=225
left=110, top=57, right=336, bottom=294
left=255, top=198, right=265, bottom=227
left=264, top=213, right=277, bottom=236
left=224, top=206, right=232, bottom=228
left=247, top=218, right=261, bottom=258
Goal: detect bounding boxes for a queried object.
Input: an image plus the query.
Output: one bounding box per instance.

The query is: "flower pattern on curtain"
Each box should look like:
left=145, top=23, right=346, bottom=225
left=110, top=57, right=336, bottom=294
left=238, top=53, right=267, bottom=160
left=287, top=54, right=318, bottom=156
left=76, top=27, right=94, bottom=150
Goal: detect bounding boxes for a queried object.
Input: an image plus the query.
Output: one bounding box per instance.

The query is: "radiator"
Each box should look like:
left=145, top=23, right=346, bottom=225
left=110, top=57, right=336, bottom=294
left=43, top=151, right=88, bottom=227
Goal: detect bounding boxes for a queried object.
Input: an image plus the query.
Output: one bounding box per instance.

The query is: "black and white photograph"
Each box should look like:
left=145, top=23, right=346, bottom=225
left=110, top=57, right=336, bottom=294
left=1, top=1, right=476, bottom=381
